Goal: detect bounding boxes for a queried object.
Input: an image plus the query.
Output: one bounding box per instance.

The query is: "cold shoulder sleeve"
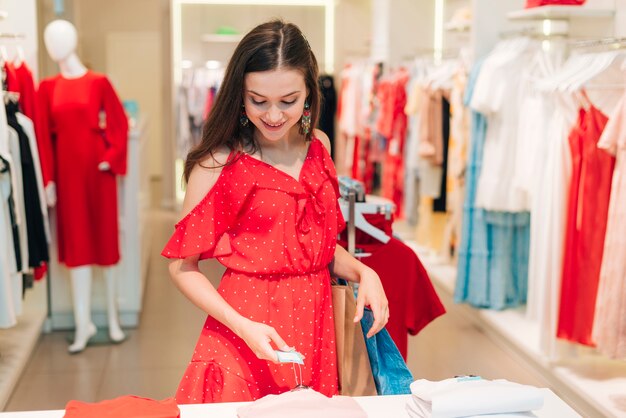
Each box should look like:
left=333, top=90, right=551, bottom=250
left=161, top=159, right=254, bottom=260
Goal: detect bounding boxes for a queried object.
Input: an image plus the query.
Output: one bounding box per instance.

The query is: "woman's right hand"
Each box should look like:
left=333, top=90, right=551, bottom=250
left=235, top=318, right=292, bottom=363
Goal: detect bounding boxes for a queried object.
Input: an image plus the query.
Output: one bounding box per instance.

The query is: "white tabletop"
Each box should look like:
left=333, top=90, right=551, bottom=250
left=0, top=389, right=581, bottom=417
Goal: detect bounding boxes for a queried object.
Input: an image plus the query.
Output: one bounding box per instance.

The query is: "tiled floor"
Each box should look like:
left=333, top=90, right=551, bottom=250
left=4, top=210, right=548, bottom=412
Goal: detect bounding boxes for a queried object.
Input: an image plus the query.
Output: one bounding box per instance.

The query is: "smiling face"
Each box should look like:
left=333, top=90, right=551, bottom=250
left=243, top=67, right=308, bottom=144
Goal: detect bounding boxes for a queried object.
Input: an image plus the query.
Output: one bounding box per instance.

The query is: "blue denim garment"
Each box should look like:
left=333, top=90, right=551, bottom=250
left=454, top=61, right=530, bottom=310
left=360, top=308, right=413, bottom=395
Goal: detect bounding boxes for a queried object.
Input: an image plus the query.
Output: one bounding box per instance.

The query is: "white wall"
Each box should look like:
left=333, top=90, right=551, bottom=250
left=0, top=0, right=38, bottom=76
left=335, top=0, right=371, bottom=74
left=617, top=0, right=626, bottom=37
left=371, top=0, right=433, bottom=66
left=181, top=4, right=325, bottom=71
left=74, top=0, right=170, bottom=183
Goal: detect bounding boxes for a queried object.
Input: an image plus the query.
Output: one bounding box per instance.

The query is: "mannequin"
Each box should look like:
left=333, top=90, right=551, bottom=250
left=41, top=19, right=126, bottom=353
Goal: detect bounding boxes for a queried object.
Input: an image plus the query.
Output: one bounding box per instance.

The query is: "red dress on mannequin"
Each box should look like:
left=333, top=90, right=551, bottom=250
left=557, top=105, right=614, bottom=346
left=162, top=139, right=344, bottom=403
left=37, top=71, right=128, bottom=267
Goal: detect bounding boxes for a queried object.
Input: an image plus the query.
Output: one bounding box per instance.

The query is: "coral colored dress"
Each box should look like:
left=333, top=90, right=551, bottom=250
left=557, top=105, right=614, bottom=346
left=162, top=138, right=344, bottom=403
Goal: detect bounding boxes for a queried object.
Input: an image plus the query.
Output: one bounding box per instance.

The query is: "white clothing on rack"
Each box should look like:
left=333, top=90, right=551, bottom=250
left=471, top=38, right=535, bottom=212
left=0, top=97, right=19, bottom=328
left=513, top=46, right=566, bottom=322
left=0, top=151, right=18, bottom=328
left=339, top=63, right=363, bottom=138
left=532, top=92, right=578, bottom=359
left=6, top=127, right=24, bottom=317
left=403, top=76, right=422, bottom=224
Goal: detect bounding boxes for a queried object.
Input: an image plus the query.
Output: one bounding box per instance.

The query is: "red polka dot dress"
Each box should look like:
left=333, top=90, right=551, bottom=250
left=162, top=138, right=345, bottom=403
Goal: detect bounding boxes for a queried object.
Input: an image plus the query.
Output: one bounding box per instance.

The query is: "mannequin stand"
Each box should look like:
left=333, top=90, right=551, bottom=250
left=68, top=265, right=126, bottom=354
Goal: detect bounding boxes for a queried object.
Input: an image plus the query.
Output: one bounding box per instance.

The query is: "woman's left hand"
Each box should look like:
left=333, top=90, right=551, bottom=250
left=354, top=266, right=389, bottom=338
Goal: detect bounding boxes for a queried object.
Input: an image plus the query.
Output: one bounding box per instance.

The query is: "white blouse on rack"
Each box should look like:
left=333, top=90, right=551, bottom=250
left=470, top=38, right=534, bottom=213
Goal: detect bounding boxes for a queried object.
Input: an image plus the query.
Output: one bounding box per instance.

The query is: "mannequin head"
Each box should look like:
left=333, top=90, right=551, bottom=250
left=44, top=19, right=78, bottom=62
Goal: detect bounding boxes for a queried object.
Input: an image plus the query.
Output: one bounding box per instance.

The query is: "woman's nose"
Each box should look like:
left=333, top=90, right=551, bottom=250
left=267, top=105, right=283, bottom=122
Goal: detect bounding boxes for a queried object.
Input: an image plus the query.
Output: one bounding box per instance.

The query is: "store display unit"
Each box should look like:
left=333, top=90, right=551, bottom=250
left=0, top=390, right=581, bottom=417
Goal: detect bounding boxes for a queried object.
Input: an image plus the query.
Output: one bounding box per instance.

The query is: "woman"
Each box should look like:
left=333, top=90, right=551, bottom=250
left=163, top=20, right=389, bottom=403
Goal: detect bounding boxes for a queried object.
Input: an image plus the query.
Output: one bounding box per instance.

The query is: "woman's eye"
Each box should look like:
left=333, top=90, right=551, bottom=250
left=251, top=99, right=266, bottom=105
left=282, top=100, right=296, bottom=105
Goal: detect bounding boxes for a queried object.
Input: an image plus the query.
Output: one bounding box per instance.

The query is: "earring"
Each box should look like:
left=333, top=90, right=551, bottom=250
left=301, top=101, right=311, bottom=135
left=240, top=105, right=249, bottom=127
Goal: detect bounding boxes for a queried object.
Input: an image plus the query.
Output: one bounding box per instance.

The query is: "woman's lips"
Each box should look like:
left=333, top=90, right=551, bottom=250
left=262, top=120, right=285, bottom=131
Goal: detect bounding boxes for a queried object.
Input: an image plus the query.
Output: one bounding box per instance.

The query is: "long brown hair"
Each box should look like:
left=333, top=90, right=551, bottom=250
left=183, top=20, right=321, bottom=183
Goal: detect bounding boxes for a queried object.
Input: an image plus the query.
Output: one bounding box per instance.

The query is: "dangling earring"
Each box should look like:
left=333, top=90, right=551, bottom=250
left=301, top=101, right=311, bottom=135
left=240, top=104, right=249, bottom=127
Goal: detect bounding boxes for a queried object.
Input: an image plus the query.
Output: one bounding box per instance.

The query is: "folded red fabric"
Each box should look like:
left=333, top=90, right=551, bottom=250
left=525, top=0, right=585, bottom=8
left=63, top=395, right=180, bottom=418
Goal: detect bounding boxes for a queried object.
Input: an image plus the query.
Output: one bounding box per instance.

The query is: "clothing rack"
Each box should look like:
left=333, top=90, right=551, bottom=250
left=499, top=22, right=573, bottom=40
left=347, top=189, right=357, bottom=257
left=0, top=32, right=26, bottom=40
left=0, top=31, right=54, bottom=334
left=338, top=176, right=394, bottom=249
left=570, top=37, right=626, bottom=49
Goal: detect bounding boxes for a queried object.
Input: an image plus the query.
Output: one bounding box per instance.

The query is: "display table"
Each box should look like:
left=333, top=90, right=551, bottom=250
left=0, top=389, right=581, bottom=417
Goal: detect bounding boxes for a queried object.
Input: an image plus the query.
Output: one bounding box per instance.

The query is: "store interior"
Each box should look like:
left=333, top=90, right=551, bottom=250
left=1, top=0, right=625, bottom=416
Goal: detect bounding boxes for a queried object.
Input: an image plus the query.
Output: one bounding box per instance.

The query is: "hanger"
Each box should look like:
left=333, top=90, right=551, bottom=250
left=537, top=53, right=588, bottom=92
left=3, top=90, right=19, bottom=104
left=561, top=51, right=614, bottom=93
left=13, top=45, right=24, bottom=68
left=339, top=199, right=392, bottom=244
left=0, top=45, right=7, bottom=65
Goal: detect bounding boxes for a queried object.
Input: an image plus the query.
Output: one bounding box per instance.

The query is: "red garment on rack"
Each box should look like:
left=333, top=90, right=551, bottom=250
left=379, top=69, right=409, bottom=218
left=202, top=86, right=216, bottom=121
left=340, top=214, right=446, bottom=360
left=63, top=395, right=180, bottom=418
left=557, top=105, right=614, bottom=346
left=37, top=71, right=128, bottom=267
left=351, top=135, right=361, bottom=180
left=14, top=62, right=38, bottom=122
left=4, top=62, right=20, bottom=93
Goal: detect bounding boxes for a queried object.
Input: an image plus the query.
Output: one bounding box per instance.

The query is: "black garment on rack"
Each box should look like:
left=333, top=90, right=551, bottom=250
left=0, top=154, right=21, bottom=270
left=433, top=97, right=450, bottom=212
left=5, top=101, right=49, bottom=267
left=318, top=74, right=337, bottom=158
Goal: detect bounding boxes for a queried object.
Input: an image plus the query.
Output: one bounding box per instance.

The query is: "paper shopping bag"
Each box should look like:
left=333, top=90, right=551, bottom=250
left=332, top=280, right=377, bottom=396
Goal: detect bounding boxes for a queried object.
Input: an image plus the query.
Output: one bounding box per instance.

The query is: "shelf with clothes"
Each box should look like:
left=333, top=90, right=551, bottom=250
left=507, top=4, right=615, bottom=20
left=409, top=240, right=626, bottom=418
left=0, top=27, right=51, bottom=411
left=0, top=31, right=49, bottom=332
left=428, top=32, right=626, bottom=418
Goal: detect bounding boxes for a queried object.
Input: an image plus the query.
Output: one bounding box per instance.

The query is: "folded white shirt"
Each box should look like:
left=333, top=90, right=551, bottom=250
left=407, top=377, right=544, bottom=418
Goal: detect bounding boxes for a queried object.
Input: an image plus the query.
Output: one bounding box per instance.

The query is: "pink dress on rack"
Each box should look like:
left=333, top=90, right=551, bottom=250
left=593, top=93, right=626, bottom=358
left=162, top=138, right=344, bottom=403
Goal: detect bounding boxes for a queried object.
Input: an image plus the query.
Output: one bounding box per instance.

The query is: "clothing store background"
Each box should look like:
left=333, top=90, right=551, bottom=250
left=1, top=0, right=626, bottom=417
